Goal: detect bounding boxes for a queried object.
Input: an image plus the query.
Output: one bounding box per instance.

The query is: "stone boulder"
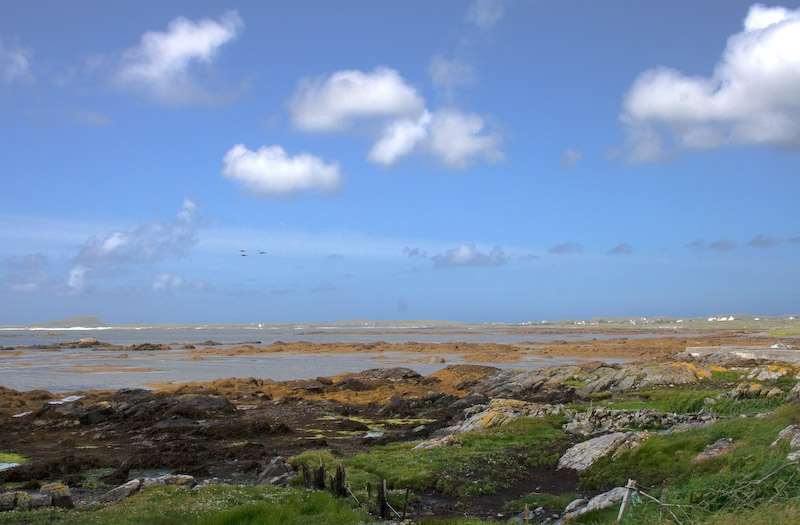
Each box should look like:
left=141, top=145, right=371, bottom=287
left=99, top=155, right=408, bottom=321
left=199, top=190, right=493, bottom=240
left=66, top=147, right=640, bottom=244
left=141, top=474, right=196, bottom=490
left=746, top=365, right=794, bottom=382
left=431, top=399, right=574, bottom=438
left=257, top=457, right=295, bottom=486
left=470, top=367, right=583, bottom=402
left=558, top=431, right=650, bottom=471
left=692, top=438, right=740, bottom=462
left=772, top=424, right=800, bottom=460
left=413, top=435, right=462, bottom=450
left=581, top=362, right=705, bottom=395
left=726, top=382, right=783, bottom=399
left=99, top=479, right=141, bottom=504
left=39, top=482, right=73, bottom=509
left=559, top=486, right=628, bottom=522
left=563, top=406, right=715, bottom=436
left=787, top=382, right=800, bottom=402
left=0, top=491, right=28, bottom=512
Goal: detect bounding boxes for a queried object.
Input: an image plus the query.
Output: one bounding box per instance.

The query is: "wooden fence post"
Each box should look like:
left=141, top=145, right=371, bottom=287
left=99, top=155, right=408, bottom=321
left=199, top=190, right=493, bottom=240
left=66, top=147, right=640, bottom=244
left=616, top=478, right=636, bottom=523
left=314, top=463, right=326, bottom=490
left=378, top=479, right=388, bottom=519
left=332, top=464, right=346, bottom=498
left=659, top=487, right=668, bottom=522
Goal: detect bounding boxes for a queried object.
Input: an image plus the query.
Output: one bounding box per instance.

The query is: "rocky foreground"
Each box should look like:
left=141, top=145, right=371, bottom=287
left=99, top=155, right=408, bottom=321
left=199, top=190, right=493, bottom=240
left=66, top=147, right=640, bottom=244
left=2, top=333, right=800, bottom=522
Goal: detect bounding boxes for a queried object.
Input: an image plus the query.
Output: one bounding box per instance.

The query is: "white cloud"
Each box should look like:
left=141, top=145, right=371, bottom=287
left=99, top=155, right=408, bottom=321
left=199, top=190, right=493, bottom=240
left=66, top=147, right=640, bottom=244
left=67, top=265, right=88, bottom=293
left=288, top=67, right=426, bottom=131
left=115, top=11, right=243, bottom=105
left=427, top=109, right=504, bottom=169
left=432, top=243, right=508, bottom=268
left=561, top=148, right=584, bottom=169
left=222, top=144, right=342, bottom=197
left=287, top=67, right=503, bottom=170
left=428, top=55, right=476, bottom=92
left=465, top=0, right=506, bottom=31
left=622, top=4, right=800, bottom=162
left=0, top=36, right=33, bottom=84
left=368, top=111, right=431, bottom=166
left=75, top=199, right=198, bottom=269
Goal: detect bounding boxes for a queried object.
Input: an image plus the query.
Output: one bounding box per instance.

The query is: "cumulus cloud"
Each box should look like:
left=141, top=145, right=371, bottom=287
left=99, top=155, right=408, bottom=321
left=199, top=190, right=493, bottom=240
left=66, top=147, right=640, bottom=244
left=608, top=243, right=633, bottom=255
left=431, top=243, right=508, bottom=268
left=288, top=67, right=503, bottom=170
left=288, top=67, right=426, bottom=131
left=368, top=111, right=432, bottom=166
left=748, top=234, right=780, bottom=247
left=75, top=199, right=198, bottom=269
left=115, top=11, right=243, bottom=105
left=428, top=55, right=476, bottom=92
left=0, top=36, right=33, bottom=84
left=465, top=0, right=506, bottom=30
left=621, top=4, right=800, bottom=162
left=427, top=109, right=504, bottom=169
left=222, top=144, right=342, bottom=197
left=547, top=241, right=584, bottom=254
left=561, top=148, right=584, bottom=169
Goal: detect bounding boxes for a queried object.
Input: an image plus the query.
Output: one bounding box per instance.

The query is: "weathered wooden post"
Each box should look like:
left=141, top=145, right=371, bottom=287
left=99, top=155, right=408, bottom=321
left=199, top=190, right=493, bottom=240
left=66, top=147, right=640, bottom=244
left=524, top=503, right=530, bottom=522
left=332, top=464, right=346, bottom=498
left=314, top=463, right=326, bottom=490
left=301, top=463, right=312, bottom=488
left=616, top=478, right=636, bottom=523
left=378, top=479, right=388, bottom=519
left=659, top=487, right=668, bottom=522
left=401, top=486, right=410, bottom=519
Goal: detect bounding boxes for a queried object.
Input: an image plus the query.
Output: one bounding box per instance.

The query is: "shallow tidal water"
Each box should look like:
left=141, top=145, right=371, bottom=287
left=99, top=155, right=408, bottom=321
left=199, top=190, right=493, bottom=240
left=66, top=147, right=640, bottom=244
left=0, top=325, right=643, bottom=392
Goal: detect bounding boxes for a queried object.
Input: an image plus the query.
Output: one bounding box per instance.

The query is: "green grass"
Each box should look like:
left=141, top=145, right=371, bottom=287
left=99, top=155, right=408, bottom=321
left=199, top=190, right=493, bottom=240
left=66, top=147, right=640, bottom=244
left=504, top=491, right=580, bottom=514
left=291, top=415, right=569, bottom=499
left=578, top=402, right=800, bottom=523
left=709, top=394, right=788, bottom=416
left=599, top=387, right=724, bottom=414
left=0, top=485, right=374, bottom=525
left=711, top=369, right=745, bottom=382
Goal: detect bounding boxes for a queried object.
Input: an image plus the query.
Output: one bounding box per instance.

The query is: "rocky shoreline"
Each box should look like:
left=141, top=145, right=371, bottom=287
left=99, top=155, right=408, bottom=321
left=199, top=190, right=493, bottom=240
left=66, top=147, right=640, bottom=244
left=2, top=332, right=800, bottom=522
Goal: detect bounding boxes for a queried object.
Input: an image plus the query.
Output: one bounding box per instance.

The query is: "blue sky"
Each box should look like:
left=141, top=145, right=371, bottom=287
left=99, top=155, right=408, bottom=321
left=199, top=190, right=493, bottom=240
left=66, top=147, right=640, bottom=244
left=1, top=0, right=799, bottom=324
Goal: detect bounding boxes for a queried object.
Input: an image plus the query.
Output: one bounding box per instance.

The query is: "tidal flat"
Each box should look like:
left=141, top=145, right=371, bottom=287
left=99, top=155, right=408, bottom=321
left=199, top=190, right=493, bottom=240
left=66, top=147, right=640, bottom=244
left=2, top=327, right=800, bottom=523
